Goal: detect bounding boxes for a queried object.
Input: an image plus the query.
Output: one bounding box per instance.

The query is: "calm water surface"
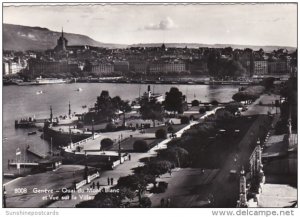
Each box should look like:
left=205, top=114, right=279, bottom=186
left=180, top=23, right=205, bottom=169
left=2, top=83, right=239, bottom=176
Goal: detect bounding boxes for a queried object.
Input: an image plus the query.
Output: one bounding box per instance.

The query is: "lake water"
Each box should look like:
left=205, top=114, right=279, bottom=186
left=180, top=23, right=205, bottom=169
left=2, top=83, right=239, bottom=176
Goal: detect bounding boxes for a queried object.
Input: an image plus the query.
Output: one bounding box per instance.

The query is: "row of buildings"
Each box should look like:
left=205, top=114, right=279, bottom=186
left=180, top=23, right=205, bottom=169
left=3, top=29, right=296, bottom=78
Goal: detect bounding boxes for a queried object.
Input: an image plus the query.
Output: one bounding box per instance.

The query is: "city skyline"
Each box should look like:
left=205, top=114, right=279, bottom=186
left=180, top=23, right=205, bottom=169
left=3, top=3, right=297, bottom=47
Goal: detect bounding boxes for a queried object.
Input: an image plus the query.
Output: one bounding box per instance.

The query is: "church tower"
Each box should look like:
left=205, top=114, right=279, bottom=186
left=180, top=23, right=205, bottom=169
left=54, top=28, right=68, bottom=51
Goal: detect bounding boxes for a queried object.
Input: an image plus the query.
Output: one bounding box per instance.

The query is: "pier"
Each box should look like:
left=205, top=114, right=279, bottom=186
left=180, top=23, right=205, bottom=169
left=8, top=162, right=39, bottom=167
left=26, top=148, right=47, bottom=159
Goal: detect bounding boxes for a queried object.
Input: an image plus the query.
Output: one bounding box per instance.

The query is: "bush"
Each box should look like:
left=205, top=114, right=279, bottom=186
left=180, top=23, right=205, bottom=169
left=105, top=123, right=117, bottom=131
left=199, top=107, right=206, bottom=114
left=167, top=125, right=174, bottom=133
left=180, top=116, right=190, bottom=124
left=101, top=138, right=114, bottom=150
left=155, top=128, right=167, bottom=139
left=133, top=140, right=149, bottom=152
left=191, top=100, right=200, bottom=106
left=140, top=197, right=152, bottom=208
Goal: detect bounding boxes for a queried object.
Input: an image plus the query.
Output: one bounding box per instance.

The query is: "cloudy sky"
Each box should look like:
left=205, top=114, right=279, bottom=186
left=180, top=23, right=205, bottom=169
left=3, top=3, right=297, bottom=47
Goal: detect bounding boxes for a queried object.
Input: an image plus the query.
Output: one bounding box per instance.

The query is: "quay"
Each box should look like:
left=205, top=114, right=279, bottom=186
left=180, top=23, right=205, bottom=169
left=26, top=147, right=47, bottom=159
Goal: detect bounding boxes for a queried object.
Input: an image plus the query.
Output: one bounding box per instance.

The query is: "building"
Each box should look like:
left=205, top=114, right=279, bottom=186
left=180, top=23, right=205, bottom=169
left=91, top=62, right=114, bottom=76
left=268, top=61, right=290, bottom=75
left=130, top=60, right=148, bottom=74
left=253, top=60, right=268, bottom=75
left=113, top=60, right=129, bottom=73
left=28, top=60, right=80, bottom=78
left=148, top=60, right=186, bottom=74
left=3, top=59, right=26, bottom=76
left=54, top=28, right=68, bottom=52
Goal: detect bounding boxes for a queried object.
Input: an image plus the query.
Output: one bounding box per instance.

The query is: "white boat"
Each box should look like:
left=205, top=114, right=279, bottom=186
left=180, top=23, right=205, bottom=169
left=36, top=90, right=43, bottom=95
left=35, top=76, right=66, bottom=85
left=76, top=88, right=83, bottom=92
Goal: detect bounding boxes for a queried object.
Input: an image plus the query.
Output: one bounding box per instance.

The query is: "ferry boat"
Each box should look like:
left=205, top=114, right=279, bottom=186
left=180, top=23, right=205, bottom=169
left=35, top=77, right=67, bottom=85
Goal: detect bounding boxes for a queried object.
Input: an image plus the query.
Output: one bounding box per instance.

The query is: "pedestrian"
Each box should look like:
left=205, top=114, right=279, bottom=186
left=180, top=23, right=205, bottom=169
left=166, top=198, right=171, bottom=207
left=107, top=177, right=110, bottom=185
left=111, top=177, right=114, bottom=185
left=169, top=169, right=172, bottom=176
left=128, top=154, right=131, bottom=161
left=97, top=182, right=100, bottom=190
left=92, top=182, right=95, bottom=189
left=160, top=198, right=165, bottom=208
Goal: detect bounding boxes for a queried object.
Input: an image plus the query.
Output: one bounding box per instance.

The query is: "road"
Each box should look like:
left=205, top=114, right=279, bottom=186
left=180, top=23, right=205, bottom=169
left=147, top=94, right=279, bottom=207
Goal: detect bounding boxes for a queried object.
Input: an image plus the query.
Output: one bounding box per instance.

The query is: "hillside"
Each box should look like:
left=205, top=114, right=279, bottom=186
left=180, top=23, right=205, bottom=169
left=3, top=23, right=126, bottom=51
left=131, top=43, right=296, bottom=53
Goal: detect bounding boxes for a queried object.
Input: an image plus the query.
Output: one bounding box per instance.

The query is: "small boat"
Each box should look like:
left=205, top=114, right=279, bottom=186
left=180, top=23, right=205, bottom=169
left=36, top=90, right=43, bottom=95
left=76, top=88, right=83, bottom=92
left=28, top=131, right=37, bottom=135
left=82, top=105, right=87, bottom=108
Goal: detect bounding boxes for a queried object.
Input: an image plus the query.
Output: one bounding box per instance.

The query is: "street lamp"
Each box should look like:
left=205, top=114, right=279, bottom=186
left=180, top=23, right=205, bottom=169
left=3, top=186, right=7, bottom=208
left=92, top=119, right=95, bottom=139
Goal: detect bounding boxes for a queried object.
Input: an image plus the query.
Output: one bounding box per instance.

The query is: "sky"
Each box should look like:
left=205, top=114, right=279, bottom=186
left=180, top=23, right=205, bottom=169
left=3, top=3, right=297, bottom=47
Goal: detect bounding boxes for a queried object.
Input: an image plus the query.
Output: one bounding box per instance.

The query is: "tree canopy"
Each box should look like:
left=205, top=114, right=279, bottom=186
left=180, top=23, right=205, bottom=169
left=164, top=87, right=186, bottom=114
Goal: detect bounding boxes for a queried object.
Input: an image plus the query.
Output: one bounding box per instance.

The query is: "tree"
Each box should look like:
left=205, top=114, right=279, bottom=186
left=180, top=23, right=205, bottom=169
left=155, top=128, right=167, bottom=139
left=225, top=102, right=243, bottom=114
left=147, top=160, right=173, bottom=177
left=112, top=96, right=131, bottom=126
left=101, top=138, right=113, bottom=150
left=94, top=91, right=116, bottom=121
left=140, top=99, right=163, bottom=127
left=211, top=100, right=219, bottom=106
left=140, top=197, right=152, bottom=207
left=164, top=87, right=185, bottom=115
left=191, top=100, right=200, bottom=106
left=133, top=140, right=149, bottom=152
left=117, top=174, right=155, bottom=202
left=159, top=147, right=189, bottom=167
left=232, top=91, right=259, bottom=104
left=76, top=192, right=122, bottom=208
left=180, top=116, right=190, bottom=124
left=215, top=108, right=235, bottom=122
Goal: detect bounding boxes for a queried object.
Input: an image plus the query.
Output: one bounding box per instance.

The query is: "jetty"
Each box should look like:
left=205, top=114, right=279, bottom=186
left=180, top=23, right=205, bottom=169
left=26, top=147, right=47, bottom=159
left=8, top=162, right=39, bottom=167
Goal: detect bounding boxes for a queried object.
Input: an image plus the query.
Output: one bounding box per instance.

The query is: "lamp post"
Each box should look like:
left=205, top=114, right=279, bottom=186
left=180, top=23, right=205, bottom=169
left=92, top=119, right=94, bottom=139
left=3, top=186, right=7, bottom=208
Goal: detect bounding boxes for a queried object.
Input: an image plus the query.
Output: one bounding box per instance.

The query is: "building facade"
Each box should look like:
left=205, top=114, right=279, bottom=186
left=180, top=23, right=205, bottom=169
left=91, top=63, right=114, bottom=76
left=253, top=60, right=268, bottom=75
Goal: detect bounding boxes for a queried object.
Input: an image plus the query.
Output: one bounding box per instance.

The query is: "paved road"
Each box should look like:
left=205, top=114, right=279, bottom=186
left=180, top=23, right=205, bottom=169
left=146, top=95, right=279, bottom=208
left=150, top=168, right=220, bottom=207
left=243, top=94, right=279, bottom=116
